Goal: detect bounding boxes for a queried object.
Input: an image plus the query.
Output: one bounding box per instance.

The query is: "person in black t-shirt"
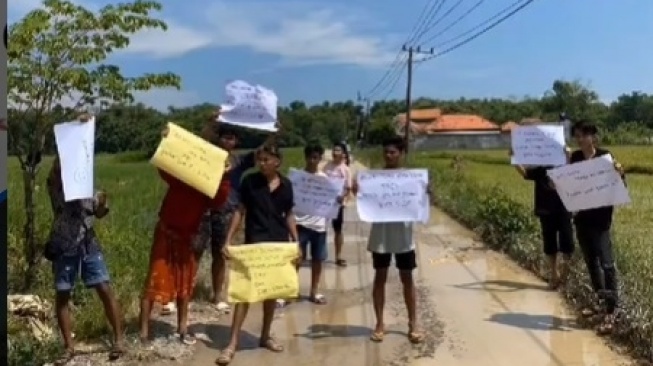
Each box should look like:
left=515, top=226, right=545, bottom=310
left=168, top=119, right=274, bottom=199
left=511, top=147, right=574, bottom=290
left=570, top=120, right=625, bottom=335
left=216, top=144, right=299, bottom=365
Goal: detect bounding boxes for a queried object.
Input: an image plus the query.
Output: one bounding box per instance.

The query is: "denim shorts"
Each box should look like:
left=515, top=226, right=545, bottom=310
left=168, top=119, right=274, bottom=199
left=53, top=252, right=111, bottom=291
left=297, top=226, right=328, bottom=262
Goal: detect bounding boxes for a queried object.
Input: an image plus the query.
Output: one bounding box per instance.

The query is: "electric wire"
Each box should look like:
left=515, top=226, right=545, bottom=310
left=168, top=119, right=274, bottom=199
left=419, top=0, right=487, bottom=46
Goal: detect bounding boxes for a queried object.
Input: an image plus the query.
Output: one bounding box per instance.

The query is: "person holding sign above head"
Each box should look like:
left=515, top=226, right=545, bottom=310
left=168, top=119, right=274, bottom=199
left=323, top=141, right=352, bottom=267
left=139, top=125, right=231, bottom=346
left=353, top=137, right=425, bottom=345
left=45, top=114, right=125, bottom=365
left=569, top=120, right=625, bottom=336
left=186, top=110, right=279, bottom=316
left=511, top=146, right=575, bottom=290
left=294, top=142, right=330, bottom=304
left=216, top=143, right=299, bottom=365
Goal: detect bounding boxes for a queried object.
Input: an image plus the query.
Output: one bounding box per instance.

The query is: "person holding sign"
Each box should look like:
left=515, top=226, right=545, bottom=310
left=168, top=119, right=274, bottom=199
left=139, top=125, right=231, bottom=346
left=353, top=137, right=425, bottom=345
left=45, top=115, right=125, bottom=365
left=323, top=141, right=352, bottom=267
left=569, top=120, right=625, bottom=335
left=511, top=146, right=575, bottom=290
left=216, top=144, right=299, bottom=365
left=294, top=142, right=330, bottom=304
left=189, top=110, right=278, bottom=315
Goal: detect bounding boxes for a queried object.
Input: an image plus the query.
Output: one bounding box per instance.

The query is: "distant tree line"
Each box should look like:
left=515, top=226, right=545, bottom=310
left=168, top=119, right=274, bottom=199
left=8, top=79, right=653, bottom=156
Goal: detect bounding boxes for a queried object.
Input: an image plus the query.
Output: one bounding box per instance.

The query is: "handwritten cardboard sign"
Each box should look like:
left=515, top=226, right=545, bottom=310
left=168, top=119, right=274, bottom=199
left=288, top=168, right=344, bottom=219
left=356, top=169, right=430, bottom=223
left=218, top=80, right=278, bottom=132
left=54, top=117, right=96, bottom=201
left=547, top=154, right=630, bottom=212
left=511, top=125, right=566, bottom=166
left=150, top=122, right=228, bottom=198
left=227, top=243, right=299, bottom=303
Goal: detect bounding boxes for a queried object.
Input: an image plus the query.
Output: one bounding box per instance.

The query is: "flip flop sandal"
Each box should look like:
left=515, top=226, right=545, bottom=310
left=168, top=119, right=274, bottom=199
left=370, top=331, right=385, bottom=343
left=178, top=333, right=197, bottom=345
left=309, top=294, right=327, bottom=304
left=336, top=259, right=347, bottom=267
left=54, top=349, right=75, bottom=366
left=259, top=337, right=284, bottom=353
left=597, top=315, right=615, bottom=335
left=408, top=331, right=425, bottom=344
left=108, top=345, right=126, bottom=361
left=580, top=307, right=597, bottom=317
left=215, top=348, right=236, bottom=365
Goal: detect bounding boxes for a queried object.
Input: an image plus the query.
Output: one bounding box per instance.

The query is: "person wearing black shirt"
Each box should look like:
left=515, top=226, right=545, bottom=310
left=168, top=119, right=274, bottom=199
left=216, top=144, right=299, bottom=365
left=512, top=148, right=574, bottom=290
left=570, top=120, right=625, bottom=335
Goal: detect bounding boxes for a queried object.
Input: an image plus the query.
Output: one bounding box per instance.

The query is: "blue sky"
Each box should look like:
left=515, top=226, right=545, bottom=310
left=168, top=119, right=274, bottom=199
left=9, top=0, right=653, bottom=110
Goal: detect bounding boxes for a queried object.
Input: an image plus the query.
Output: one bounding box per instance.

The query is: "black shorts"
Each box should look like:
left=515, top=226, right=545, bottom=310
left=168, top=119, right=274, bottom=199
left=193, top=210, right=233, bottom=256
left=371, top=250, right=417, bottom=271
left=538, top=213, right=574, bottom=256
left=332, top=206, right=344, bottom=233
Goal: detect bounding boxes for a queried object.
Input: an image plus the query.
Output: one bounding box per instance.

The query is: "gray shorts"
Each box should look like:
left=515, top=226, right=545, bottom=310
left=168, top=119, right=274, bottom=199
left=193, top=210, right=234, bottom=256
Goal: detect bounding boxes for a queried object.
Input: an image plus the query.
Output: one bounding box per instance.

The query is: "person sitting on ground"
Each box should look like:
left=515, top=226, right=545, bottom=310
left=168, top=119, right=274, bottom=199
left=352, top=136, right=425, bottom=345
left=294, top=142, right=330, bottom=304
left=570, top=120, right=625, bottom=335
left=45, top=114, right=125, bottom=365
left=139, top=124, right=231, bottom=346
left=323, top=141, right=352, bottom=267
left=216, top=143, right=299, bottom=365
left=511, top=145, right=575, bottom=289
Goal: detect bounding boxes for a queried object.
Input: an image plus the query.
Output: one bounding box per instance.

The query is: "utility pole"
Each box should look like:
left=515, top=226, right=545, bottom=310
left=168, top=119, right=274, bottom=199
left=357, top=91, right=371, bottom=146
left=401, top=45, right=434, bottom=154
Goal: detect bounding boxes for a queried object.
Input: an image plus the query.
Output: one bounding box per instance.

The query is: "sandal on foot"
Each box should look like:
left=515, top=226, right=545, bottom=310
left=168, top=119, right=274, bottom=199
left=309, top=294, right=327, bottom=304
left=215, top=348, right=236, bottom=365
left=54, top=349, right=75, bottom=366
left=336, top=259, right=347, bottom=267
left=108, top=344, right=126, bottom=361
left=408, top=331, right=425, bottom=344
left=178, top=333, right=197, bottom=345
left=580, top=307, right=597, bottom=317
left=597, top=314, right=615, bottom=335
left=370, top=331, right=385, bottom=343
left=259, top=337, right=284, bottom=353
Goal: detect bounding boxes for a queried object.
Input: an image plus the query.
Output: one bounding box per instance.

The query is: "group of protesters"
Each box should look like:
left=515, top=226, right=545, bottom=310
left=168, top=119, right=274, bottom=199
left=46, top=110, right=416, bottom=366
left=512, top=119, right=625, bottom=336
left=43, top=109, right=626, bottom=365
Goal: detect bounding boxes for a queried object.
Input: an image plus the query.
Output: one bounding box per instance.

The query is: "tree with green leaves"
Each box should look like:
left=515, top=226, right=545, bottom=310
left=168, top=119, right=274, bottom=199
left=8, top=0, right=181, bottom=290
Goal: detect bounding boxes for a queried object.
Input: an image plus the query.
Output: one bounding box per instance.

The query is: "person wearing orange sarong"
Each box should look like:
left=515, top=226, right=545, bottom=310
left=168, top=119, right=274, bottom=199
left=139, top=126, right=230, bottom=346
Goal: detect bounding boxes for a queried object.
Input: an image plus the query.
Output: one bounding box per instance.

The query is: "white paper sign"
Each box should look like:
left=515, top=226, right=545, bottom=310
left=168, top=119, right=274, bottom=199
left=511, top=125, right=566, bottom=166
left=289, top=168, right=345, bottom=219
left=547, top=154, right=630, bottom=212
left=356, top=169, right=430, bottom=223
left=218, top=80, right=278, bottom=132
left=54, top=117, right=96, bottom=201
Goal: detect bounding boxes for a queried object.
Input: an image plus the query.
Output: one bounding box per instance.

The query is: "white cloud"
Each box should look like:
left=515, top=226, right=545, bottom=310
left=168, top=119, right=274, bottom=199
left=10, top=0, right=397, bottom=67
left=200, top=2, right=396, bottom=67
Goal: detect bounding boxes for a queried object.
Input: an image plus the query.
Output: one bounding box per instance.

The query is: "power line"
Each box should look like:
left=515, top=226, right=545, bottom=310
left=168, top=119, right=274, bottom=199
left=409, top=0, right=447, bottom=45
left=413, top=0, right=465, bottom=43
left=419, top=0, right=487, bottom=46
left=375, top=57, right=409, bottom=100
left=365, top=0, right=442, bottom=98
left=417, top=0, right=536, bottom=63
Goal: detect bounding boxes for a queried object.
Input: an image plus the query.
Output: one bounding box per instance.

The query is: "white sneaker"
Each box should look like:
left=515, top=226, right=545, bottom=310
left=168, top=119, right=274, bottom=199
left=162, top=302, right=176, bottom=314
left=215, top=302, right=231, bottom=313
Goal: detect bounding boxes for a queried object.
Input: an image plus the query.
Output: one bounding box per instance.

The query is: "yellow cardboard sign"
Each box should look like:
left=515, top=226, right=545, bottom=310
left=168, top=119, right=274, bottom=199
left=227, top=243, right=300, bottom=303
left=150, top=122, right=228, bottom=198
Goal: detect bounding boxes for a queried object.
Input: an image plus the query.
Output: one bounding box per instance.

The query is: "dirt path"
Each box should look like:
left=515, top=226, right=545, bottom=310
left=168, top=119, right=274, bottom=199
left=69, top=159, right=634, bottom=366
